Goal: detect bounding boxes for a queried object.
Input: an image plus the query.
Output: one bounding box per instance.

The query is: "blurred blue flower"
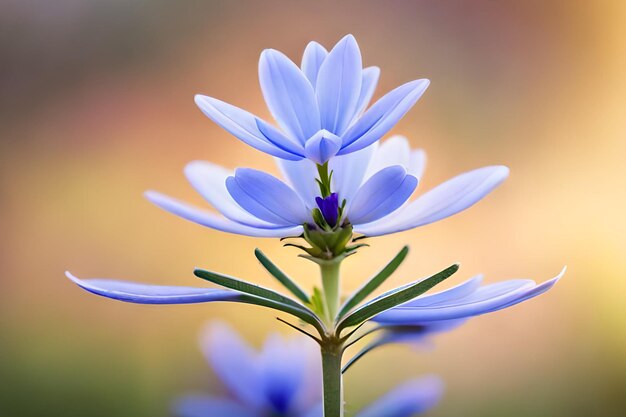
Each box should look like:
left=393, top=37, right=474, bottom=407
left=195, top=34, right=429, bottom=164
left=145, top=135, right=508, bottom=238
left=174, top=322, right=443, bottom=417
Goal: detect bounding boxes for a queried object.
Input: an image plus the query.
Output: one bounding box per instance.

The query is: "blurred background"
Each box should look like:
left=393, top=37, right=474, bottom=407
left=1, top=0, right=625, bottom=416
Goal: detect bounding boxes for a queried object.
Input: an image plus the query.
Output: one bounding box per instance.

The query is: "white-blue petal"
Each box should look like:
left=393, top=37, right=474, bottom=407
left=353, top=66, right=380, bottom=118
left=303, top=129, right=343, bottom=164
left=356, top=376, right=444, bottom=417
left=339, top=79, right=430, bottom=155
left=329, top=143, right=376, bottom=203
left=316, top=34, right=363, bottom=135
left=301, top=41, right=328, bottom=86
left=259, top=49, right=321, bottom=143
left=348, top=165, right=418, bottom=225
left=275, top=158, right=319, bottom=209
left=66, top=272, right=240, bottom=304
left=174, top=395, right=258, bottom=417
left=364, top=135, right=412, bottom=180
left=194, top=95, right=303, bottom=160
left=145, top=191, right=303, bottom=237
left=226, top=168, right=309, bottom=225
left=354, top=165, right=509, bottom=236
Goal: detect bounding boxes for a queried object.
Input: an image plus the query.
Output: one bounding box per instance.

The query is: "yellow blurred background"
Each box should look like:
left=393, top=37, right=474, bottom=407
left=1, top=1, right=624, bottom=416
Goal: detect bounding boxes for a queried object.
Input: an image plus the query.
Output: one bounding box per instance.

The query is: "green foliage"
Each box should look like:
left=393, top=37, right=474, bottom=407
left=254, top=248, right=310, bottom=304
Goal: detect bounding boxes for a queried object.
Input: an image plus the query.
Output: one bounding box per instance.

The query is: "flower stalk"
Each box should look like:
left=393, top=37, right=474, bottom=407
left=320, top=259, right=342, bottom=327
left=321, top=338, right=344, bottom=417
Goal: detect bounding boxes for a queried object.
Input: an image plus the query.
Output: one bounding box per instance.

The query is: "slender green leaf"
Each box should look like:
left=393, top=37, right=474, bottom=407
left=254, top=249, right=310, bottom=303
left=194, top=268, right=325, bottom=334
left=337, top=246, right=409, bottom=320
left=337, top=263, right=459, bottom=331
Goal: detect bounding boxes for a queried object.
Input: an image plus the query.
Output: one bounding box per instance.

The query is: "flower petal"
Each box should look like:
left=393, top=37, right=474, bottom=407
left=194, top=95, right=303, bottom=160
left=356, top=376, right=444, bottom=417
left=353, top=66, right=381, bottom=118
left=408, top=148, right=427, bottom=179
left=303, top=129, right=342, bottom=164
left=301, top=41, right=328, bottom=86
left=145, top=191, right=303, bottom=237
left=316, top=34, right=363, bottom=135
left=259, top=49, right=321, bottom=143
left=200, top=322, right=267, bottom=410
left=354, top=165, right=509, bottom=236
left=66, top=272, right=240, bottom=304
left=275, top=158, right=319, bottom=209
left=348, top=165, right=418, bottom=224
left=339, top=79, right=430, bottom=155
left=226, top=168, right=309, bottom=225
left=185, top=161, right=275, bottom=228
left=173, top=396, right=258, bottom=417
left=364, top=135, right=412, bottom=179
left=328, top=143, right=376, bottom=203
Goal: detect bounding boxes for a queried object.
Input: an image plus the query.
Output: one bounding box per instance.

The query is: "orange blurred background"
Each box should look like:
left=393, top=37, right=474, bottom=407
left=1, top=1, right=624, bottom=416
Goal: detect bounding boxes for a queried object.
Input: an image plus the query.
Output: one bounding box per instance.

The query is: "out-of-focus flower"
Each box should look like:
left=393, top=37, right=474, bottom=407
left=146, top=136, right=509, bottom=242
left=174, top=322, right=443, bottom=417
left=195, top=35, right=429, bottom=164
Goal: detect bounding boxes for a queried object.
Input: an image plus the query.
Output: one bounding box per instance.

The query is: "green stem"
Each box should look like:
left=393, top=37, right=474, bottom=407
left=321, top=342, right=344, bottom=417
left=320, top=260, right=341, bottom=326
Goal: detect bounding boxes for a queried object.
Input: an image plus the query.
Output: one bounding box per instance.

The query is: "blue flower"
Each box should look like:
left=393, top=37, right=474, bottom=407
left=194, top=35, right=429, bottom=164
left=173, top=322, right=443, bottom=417
left=145, top=135, right=509, bottom=238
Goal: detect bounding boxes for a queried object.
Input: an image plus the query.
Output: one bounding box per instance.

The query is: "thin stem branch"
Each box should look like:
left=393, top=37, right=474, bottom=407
left=276, top=317, right=322, bottom=345
left=342, top=325, right=384, bottom=351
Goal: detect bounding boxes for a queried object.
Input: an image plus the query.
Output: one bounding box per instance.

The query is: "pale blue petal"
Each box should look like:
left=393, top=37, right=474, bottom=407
left=354, top=166, right=509, bottom=236
left=226, top=168, right=309, bottom=225
left=349, top=166, right=418, bottom=224
left=356, top=376, right=444, bottom=417
left=173, top=395, right=257, bottom=417
left=329, top=143, right=376, bottom=203
left=65, top=272, right=240, bottom=304
left=408, top=149, right=427, bottom=179
left=339, top=79, right=430, bottom=155
left=302, top=404, right=323, bottom=417
left=145, top=191, right=303, bottom=237
left=200, top=323, right=267, bottom=410
left=184, top=161, right=276, bottom=228
left=194, top=95, right=303, bottom=160
left=364, top=135, right=412, bottom=180
left=259, top=49, right=321, bottom=142
left=301, top=41, right=328, bottom=86
left=303, top=129, right=342, bottom=164
left=353, top=66, right=380, bottom=117
left=403, top=275, right=483, bottom=307
left=275, top=158, right=319, bottom=209
left=486, top=267, right=566, bottom=312
left=316, top=34, right=363, bottom=135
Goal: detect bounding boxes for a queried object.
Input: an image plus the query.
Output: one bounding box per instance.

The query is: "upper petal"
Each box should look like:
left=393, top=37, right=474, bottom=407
left=145, top=191, right=303, bottom=237
left=364, top=135, right=412, bottom=179
left=66, top=272, right=240, bottom=304
left=226, top=168, right=310, bottom=225
left=316, top=34, right=363, bottom=135
left=356, top=376, right=444, bottom=417
left=259, top=49, right=321, bottom=143
left=339, top=79, right=430, bottom=155
left=275, top=157, right=319, bottom=209
left=353, top=66, right=381, bottom=118
left=301, top=41, right=328, bottom=86
left=329, top=143, right=376, bottom=203
left=348, top=165, right=418, bottom=224
left=194, top=95, right=304, bottom=160
left=303, top=129, right=342, bottom=164
left=354, top=165, right=509, bottom=236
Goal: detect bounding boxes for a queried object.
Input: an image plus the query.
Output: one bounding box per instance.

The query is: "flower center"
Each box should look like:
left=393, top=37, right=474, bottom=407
left=315, top=193, right=340, bottom=228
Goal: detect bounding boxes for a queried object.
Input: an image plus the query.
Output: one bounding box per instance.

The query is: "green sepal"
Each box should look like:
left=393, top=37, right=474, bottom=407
left=337, top=263, right=460, bottom=332
left=308, top=287, right=327, bottom=318
left=337, top=246, right=409, bottom=319
left=254, top=248, right=310, bottom=304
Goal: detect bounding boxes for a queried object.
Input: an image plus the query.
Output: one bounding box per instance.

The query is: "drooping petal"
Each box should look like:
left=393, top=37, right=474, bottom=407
left=301, top=41, right=328, bottom=86
left=356, top=376, right=444, bottom=417
left=329, top=143, right=376, bottom=203
left=259, top=49, right=321, bottom=143
left=303, top=129, right=343, bottom=164
left=66, top=272, right=241, bottom=304
left=194, top=95, right=303, bottom=160
left=353, top=66, right=381, bottom=118
left=348, top=165, right=418, bottom=224
left=373, top=269, right=565, bottom=324
left=185, top=161, right=276, bottom=228
left=173, top=396, right=258, bottom=417
left=275, top=157, right=319, bottom=208
left=200, top=323, right=267, bottom=410
left=339, top=79, right=430, bottom=155
left=226, top=168, right=310, bottom=225
left=316, top=34, right=363, bottom=135
left=145, top=191, right=303, bottom=237
left=354, top=165, right=509, bottom=236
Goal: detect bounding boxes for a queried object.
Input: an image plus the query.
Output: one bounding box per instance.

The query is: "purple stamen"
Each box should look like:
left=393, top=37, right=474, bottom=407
left=315, top=193, right=340, bottom=227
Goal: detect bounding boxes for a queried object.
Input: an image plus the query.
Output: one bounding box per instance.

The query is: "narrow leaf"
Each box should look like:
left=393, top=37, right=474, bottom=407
left=337, top=246, right=409, bottom=319
left=337, top=263, right=459, bottom=331
left=255, top=248, right=310, bottom=303
left=194, top=268, right=325, bottom=334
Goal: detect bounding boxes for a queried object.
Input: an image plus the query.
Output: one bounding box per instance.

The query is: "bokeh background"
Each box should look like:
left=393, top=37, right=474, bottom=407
left=1, top=1, right=625, bottom=416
